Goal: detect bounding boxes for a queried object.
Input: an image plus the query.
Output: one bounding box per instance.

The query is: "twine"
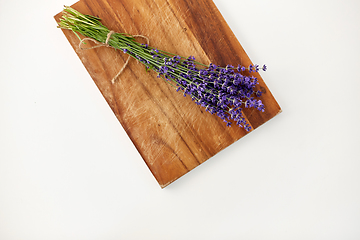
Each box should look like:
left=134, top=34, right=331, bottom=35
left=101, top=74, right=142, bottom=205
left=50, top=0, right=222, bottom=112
left=79, top=30, right=115, bottom=50
left=78, top=31, right=150, bottom=84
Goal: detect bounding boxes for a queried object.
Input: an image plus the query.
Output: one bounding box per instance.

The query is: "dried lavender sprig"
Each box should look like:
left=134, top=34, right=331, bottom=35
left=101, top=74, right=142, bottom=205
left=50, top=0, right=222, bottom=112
left=57, top=6, right=266, bottom=131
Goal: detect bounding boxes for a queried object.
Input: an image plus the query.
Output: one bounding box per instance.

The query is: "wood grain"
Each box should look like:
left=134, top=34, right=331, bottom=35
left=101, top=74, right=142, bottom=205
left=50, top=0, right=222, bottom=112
left=54, top=0, right=281, bottom=188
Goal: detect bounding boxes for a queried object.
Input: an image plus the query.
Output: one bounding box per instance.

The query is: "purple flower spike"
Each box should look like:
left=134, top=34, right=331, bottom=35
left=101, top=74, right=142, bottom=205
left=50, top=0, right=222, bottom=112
left=249, top=64, right=254, bottom=73
left=255, top=90, right=262, bottom=97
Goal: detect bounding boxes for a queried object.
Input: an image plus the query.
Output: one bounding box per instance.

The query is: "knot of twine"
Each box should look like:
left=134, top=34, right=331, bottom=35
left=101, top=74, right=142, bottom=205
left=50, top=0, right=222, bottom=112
left=79, top=31, right=150, bottom=84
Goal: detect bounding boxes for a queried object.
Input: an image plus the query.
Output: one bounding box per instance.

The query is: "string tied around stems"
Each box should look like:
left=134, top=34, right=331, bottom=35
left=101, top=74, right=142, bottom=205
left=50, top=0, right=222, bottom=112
left=78, top=31, right=150, bottom=84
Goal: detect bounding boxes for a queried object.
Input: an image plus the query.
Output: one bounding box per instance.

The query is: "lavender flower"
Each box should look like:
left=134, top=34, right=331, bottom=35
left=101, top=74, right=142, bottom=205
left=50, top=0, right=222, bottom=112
left=58, top=6, right=267, bottom=131
left=137, top=51, right=266, bottom=130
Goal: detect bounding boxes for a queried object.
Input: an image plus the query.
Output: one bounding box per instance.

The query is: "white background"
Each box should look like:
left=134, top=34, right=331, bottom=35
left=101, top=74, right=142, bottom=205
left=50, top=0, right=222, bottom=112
left=1, top=0, right=360, bottom=239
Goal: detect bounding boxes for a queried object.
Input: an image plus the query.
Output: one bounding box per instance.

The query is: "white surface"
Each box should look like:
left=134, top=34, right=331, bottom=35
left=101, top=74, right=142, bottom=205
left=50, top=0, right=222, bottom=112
left=1, top=0, right=360, bottom=239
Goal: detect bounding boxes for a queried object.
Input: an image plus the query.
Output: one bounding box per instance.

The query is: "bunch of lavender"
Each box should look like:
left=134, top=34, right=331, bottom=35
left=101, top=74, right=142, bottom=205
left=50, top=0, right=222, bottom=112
left=58, top=6, right=266, bottom=131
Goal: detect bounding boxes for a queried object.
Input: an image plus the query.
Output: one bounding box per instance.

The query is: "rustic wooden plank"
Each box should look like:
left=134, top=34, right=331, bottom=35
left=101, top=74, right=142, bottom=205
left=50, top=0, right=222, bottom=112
left=54, top=0, right=281, bottom=188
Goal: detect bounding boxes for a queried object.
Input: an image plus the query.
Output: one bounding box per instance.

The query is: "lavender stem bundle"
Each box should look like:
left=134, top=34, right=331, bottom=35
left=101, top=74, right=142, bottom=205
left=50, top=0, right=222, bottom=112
left=58, top=6, right=266, bottom=131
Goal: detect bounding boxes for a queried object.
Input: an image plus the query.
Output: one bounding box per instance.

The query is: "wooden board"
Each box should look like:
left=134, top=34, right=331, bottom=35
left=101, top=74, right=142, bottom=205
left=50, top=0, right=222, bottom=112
left=54, top=0, right=281, bottom=188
